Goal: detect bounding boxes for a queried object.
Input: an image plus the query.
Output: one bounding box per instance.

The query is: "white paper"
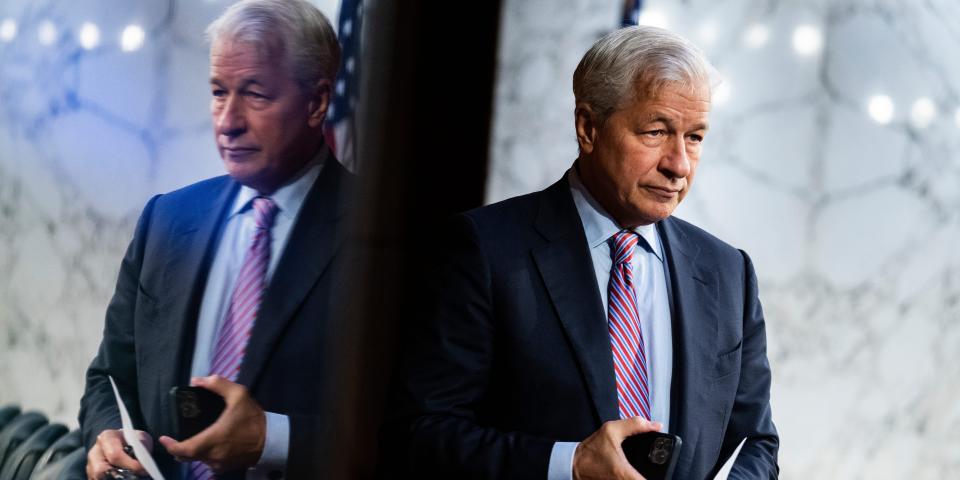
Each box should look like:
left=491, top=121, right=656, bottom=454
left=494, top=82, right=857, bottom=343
left=108, top=375, right=166, bottom=480
left=712, top=438, right=746, bottom=480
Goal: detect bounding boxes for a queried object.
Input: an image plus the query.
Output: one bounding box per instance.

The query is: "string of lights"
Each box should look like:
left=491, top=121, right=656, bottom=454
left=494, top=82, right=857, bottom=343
left=635, top=8, right=960, bottom=130
left=0, top=17, right=146, bottom=52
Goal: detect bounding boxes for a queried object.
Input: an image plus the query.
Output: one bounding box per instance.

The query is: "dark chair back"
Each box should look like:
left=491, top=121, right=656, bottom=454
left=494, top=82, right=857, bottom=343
left=0, top=423, right=68, bottom=480
left=0, top=408, right=19, bottom=433
left=31, top=447, right=86, bottom=480
left=0, top=412, right=46, bottom=474
left=29, top=430, right=81, bottom=478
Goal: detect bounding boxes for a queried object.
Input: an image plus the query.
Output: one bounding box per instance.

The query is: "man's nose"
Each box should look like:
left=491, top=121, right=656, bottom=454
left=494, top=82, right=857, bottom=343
left=660, top=135, right=691, bottom=178
left=215, top=95, right=246, bottom=137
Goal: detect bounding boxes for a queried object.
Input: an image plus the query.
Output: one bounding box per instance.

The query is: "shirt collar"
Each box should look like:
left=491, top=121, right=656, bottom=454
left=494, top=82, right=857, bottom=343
left=568, top=164, right=664, bottom=261
left=230, top=147, right=328, bottom=220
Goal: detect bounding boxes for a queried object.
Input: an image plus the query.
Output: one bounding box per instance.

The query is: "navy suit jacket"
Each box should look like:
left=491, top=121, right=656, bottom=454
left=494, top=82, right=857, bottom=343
left=79, top=158, right=353, bottom=479
left=394, top=174, right=778, bottom=479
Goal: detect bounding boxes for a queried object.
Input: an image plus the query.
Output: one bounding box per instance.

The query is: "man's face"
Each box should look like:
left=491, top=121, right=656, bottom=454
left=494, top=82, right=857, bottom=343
left=576, top=82, right=710, bottom=227
left=209, top=38, right=328, bottom=193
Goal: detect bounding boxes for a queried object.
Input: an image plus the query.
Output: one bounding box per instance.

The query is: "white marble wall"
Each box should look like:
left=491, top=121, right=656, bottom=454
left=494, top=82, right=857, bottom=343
left=489, top=0, right=960, bottom=478
left=0, top=0, right=338, bottom=427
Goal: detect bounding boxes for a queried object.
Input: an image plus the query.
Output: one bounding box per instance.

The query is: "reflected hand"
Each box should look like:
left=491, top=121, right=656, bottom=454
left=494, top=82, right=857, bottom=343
left=158, top=375, right=266, bottom=473
left=86, top=429, right=153, bottom=479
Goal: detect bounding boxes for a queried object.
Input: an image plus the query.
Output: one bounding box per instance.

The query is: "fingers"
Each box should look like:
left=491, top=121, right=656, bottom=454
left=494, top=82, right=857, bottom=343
left=159, top=430, right=214, bottom=462
left=619, top=416, right=663, bottom=437
left=165, top=377, right=264, bottom=472
left=160, top=377, right=233, bottom=460
left=157, top=435, right=185, bottom=462
left=86, top=442, right=112, bottom=479
left=160, top=434, right=231, bottom=473
left=574, top=419, right=657, bottom=480
left=159, top=398, right=227, bottom=461
left=163, top=376, right=230, bottom=460
left=602, top=417, right=662, bottom=443
left=191, top=375, right=241, bottom=401
left=92, top=430, right=148, bottom=477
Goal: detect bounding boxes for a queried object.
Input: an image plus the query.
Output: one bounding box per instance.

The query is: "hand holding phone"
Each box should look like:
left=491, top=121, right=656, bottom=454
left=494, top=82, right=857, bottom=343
left=169, top=386, right=226, bottom=440
left=622, top=431, right=682, bottom=480
left=160, top=376, right=267, bottom=473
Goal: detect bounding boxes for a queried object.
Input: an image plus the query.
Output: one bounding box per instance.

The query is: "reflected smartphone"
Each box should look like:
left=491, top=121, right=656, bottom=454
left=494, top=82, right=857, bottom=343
left=169, top=386, right=225, bottom=439
left=621, top=431, right=682, bottom=480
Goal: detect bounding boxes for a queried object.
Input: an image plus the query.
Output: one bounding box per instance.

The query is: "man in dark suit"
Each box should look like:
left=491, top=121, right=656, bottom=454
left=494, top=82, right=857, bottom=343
left=393, top=26, right=778, bottom=479
left=78, top=1, right=350, bottom=478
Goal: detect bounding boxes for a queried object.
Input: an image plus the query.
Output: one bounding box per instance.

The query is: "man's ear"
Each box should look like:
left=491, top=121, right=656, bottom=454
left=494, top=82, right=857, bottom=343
left=307, top=79, right=332, bottom=128
left=575, top=103, right=598, bottom=155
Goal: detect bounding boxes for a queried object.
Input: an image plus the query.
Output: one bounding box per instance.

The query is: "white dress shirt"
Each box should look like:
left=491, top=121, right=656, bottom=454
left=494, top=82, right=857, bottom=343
left=547, top=167, right=674, bottom=479
left=188, top=150, right=325, bottom=478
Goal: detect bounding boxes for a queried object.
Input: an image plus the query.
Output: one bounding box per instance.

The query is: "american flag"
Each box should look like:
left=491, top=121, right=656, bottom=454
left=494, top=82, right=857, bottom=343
left=325, top=0, right=362, bottom=172
left=621, top=0, right=642, bottom=27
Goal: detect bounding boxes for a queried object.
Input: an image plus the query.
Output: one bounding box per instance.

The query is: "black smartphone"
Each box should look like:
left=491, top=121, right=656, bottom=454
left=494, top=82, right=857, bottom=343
left=169, top=386, right=226, bottom=439
left=621, top=431, right=682, bottom=480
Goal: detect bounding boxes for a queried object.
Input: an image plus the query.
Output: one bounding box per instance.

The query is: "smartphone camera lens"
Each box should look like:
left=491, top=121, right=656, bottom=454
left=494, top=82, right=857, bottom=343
left=648, top=438, right=674, bottom=465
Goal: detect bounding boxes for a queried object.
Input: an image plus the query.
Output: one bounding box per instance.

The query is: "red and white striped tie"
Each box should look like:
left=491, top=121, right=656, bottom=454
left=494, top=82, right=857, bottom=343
left=608, top=230, right=651, bottom=420
left=190, top=196, right=278, bottom=480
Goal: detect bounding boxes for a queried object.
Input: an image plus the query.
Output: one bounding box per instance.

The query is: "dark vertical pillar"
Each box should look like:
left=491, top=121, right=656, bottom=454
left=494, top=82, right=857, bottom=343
left=317, top=0, right=503, bottom=477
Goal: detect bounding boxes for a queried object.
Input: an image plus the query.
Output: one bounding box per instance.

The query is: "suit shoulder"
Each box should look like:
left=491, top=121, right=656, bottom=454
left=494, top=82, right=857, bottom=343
left=136, top=175, right=234, bottom=238
left=457, top=190, right=542, bottom=239
left=666, top=216, right=745, bottom=262
left=153, top=175, right=233, bottom=207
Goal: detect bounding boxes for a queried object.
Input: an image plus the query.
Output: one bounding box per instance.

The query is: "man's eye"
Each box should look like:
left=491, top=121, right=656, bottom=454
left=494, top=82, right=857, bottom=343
left=211, top=89, right=226, bottom=97
left=688, top=134, right=704, bottom=143
left=245, top=91, right=267, bottom=99
left=643, top=129, right=665, bottom=137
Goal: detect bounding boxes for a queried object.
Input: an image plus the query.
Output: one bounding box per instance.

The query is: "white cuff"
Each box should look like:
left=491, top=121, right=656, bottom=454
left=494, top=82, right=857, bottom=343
left=255, top=411, right=289, bottom=470
left=547, top=441, right=578, bottom=480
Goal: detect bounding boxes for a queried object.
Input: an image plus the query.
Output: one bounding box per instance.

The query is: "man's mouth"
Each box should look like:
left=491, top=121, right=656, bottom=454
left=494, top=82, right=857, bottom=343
left=221, top=146, right=260, bottom=160
left=645, top=185, right=682, bottom=198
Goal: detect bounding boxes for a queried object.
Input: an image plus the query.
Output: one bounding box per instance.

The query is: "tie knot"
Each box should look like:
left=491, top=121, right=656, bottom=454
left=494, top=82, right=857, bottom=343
left=610, top=230, right=638, bottom=265
left=251, top=196, right=279, bottom=230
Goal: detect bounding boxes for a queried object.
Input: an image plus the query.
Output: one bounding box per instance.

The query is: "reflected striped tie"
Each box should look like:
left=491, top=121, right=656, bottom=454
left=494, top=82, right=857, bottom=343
left=190, top=196, right=278, bottom=480
left=608, top=230, right=651, bottom=420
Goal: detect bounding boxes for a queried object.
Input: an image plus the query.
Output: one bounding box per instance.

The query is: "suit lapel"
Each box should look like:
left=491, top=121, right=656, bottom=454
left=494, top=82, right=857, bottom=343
left=531, top=176, right=619, bottom=424
left=160, top=177, right=239, bottom=389
left=238, top=160, right=349, bottom=388
left=658, top=217, right=719, bottom=475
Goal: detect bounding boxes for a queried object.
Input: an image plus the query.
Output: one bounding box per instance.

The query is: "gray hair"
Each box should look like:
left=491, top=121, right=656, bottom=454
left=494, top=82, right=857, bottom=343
left=573, top=26, right=714, bottom=125
left=206, top=0, right=341, bottom=91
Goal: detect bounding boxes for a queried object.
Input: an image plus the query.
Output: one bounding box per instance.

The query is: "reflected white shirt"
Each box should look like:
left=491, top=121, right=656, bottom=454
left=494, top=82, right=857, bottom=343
left=189, top=150, right=325, bottom=478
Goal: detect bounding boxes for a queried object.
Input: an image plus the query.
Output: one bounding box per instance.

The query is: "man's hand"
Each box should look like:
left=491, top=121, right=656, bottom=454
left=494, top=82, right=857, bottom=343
left=86, top=429, right=153, bottom=479
left=572, top=417, right=663, bottom=480
left=158, top=375, right=266, bottom=473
